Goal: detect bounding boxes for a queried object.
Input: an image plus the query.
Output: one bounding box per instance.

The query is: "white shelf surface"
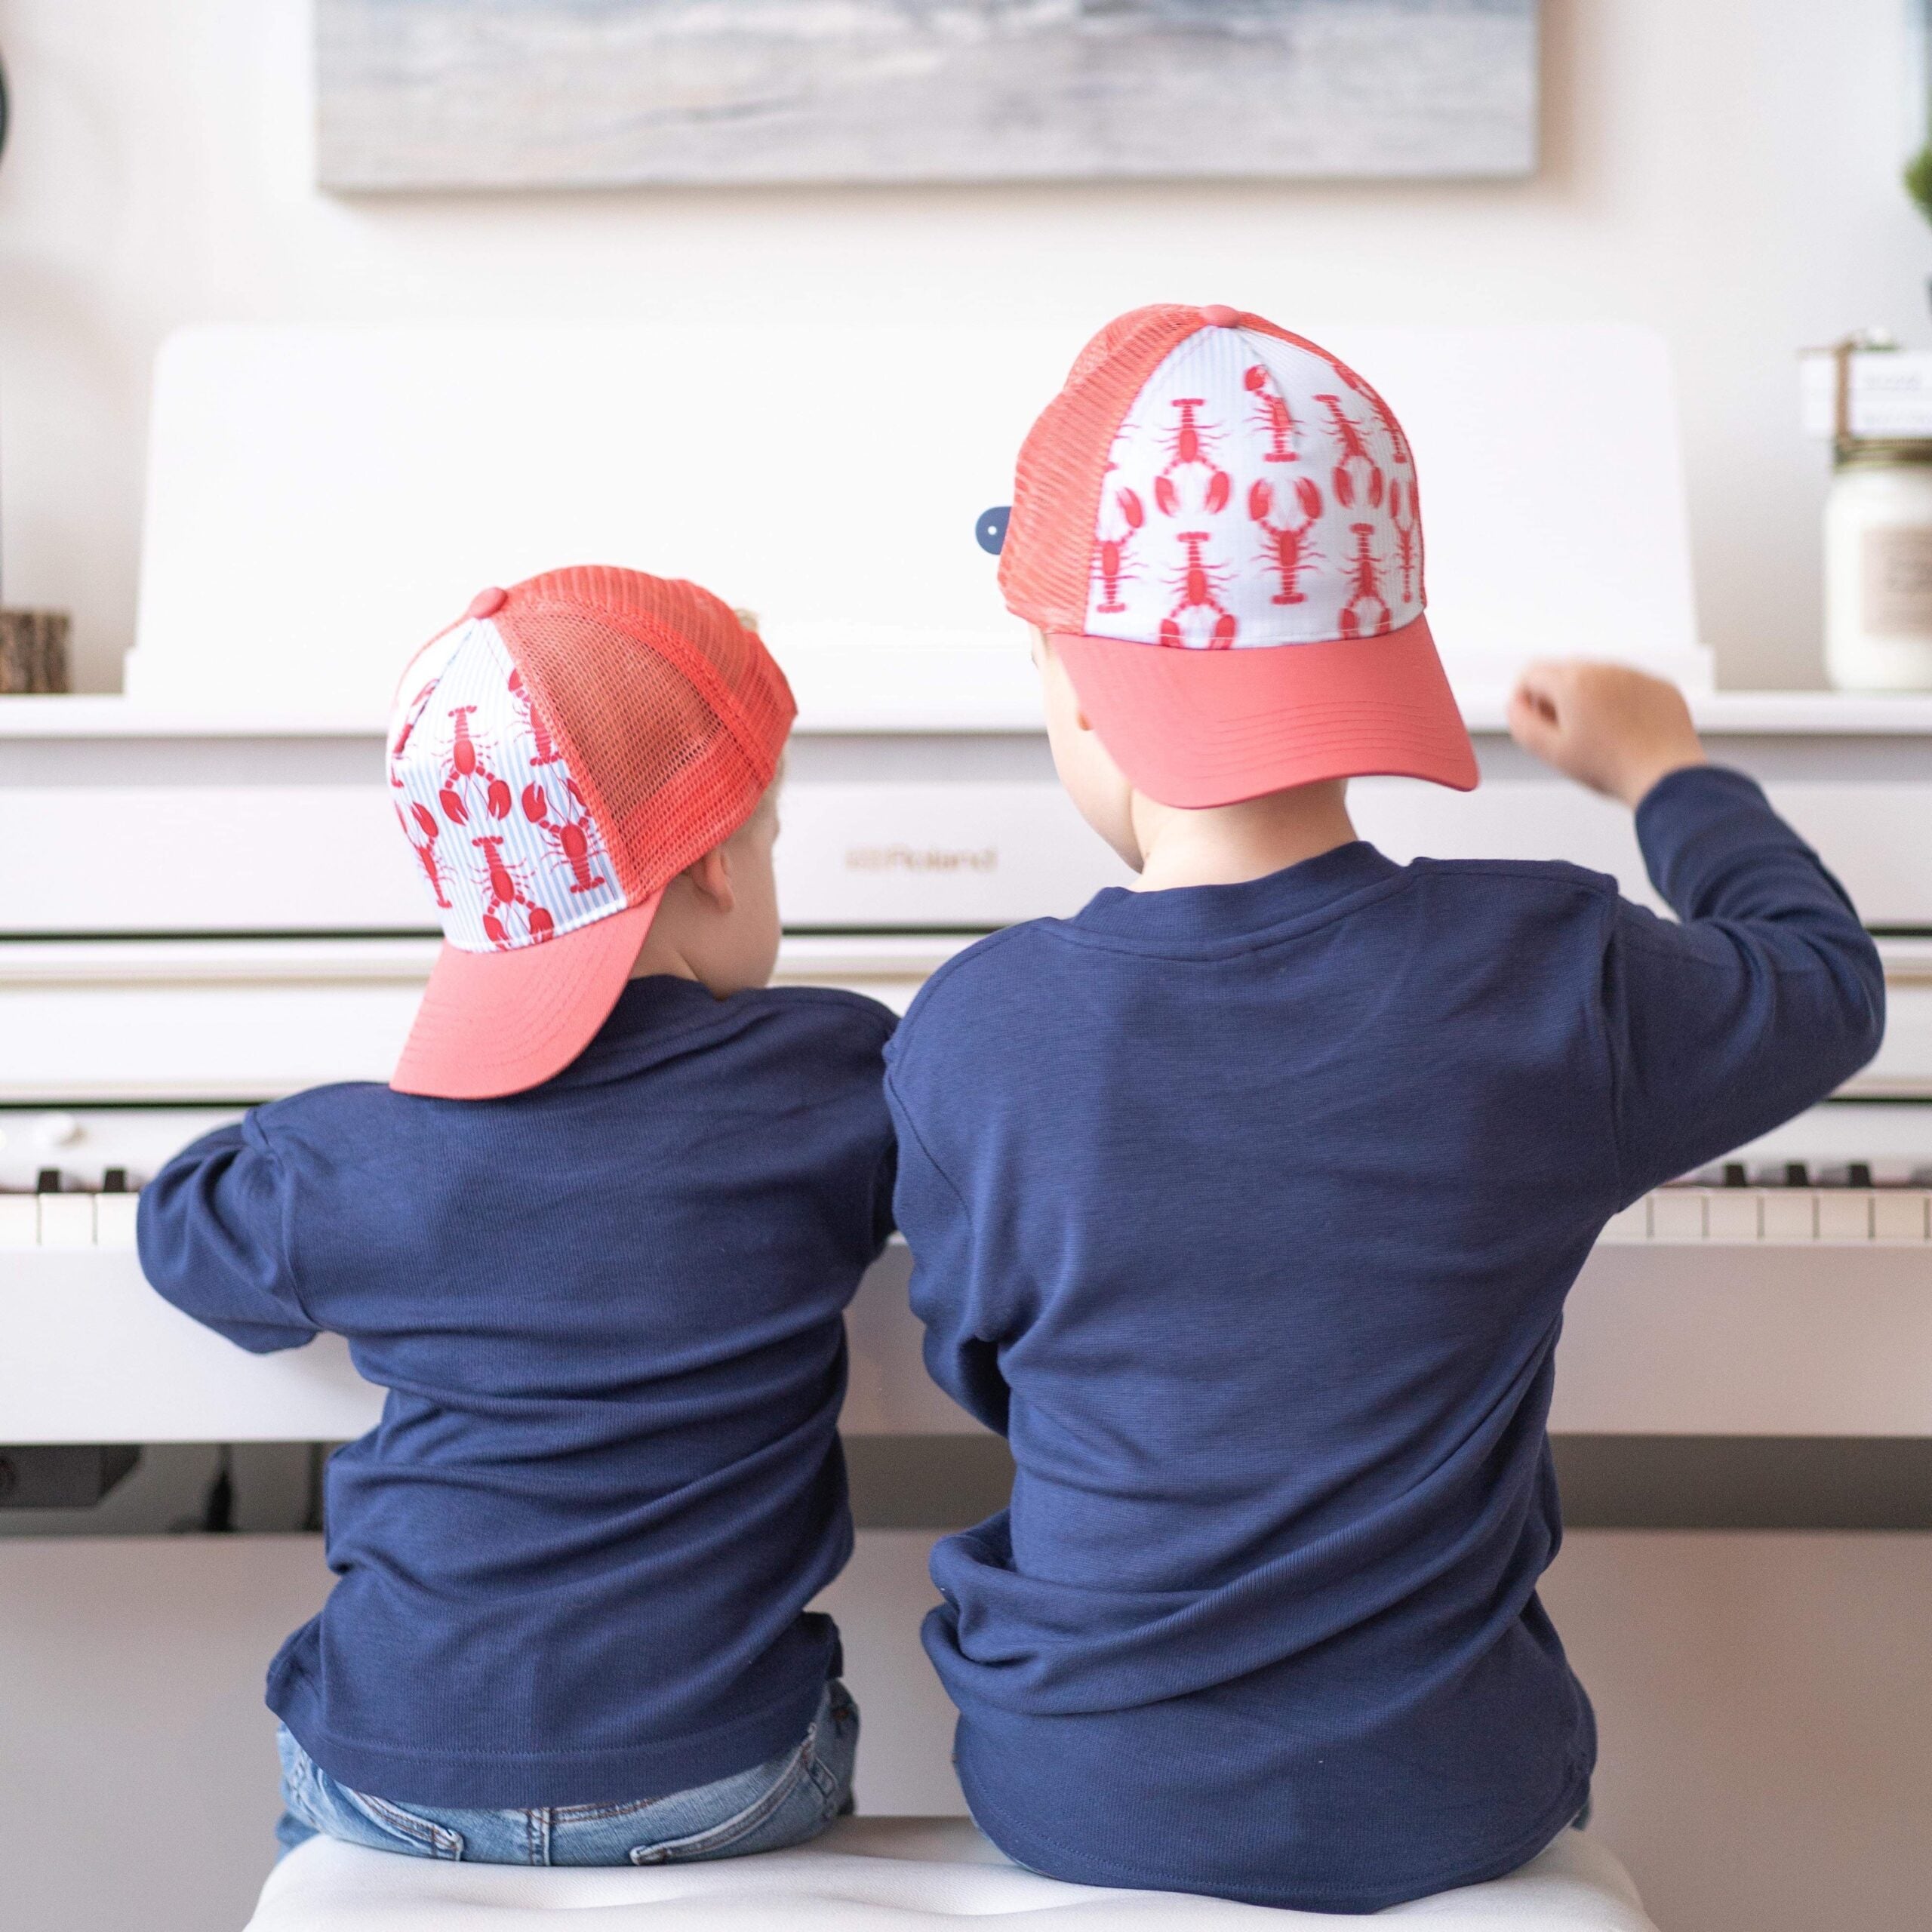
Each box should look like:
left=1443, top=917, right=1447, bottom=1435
left=11, top=688, right=1932, bottom=740
left=0, top=695, right=382, bottom=737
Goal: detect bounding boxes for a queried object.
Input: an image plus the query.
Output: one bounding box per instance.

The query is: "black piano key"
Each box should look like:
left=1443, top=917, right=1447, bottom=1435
left=101, top=1168, right=129, bottom=1194
left=1847, top=1162, right=1874, bottom=1189
left=35, top=1168, right=60, bottom=1194
left=1783, top=1162, right=1810, bottom=1188
left=1723, top=1163, right=1748, bottom=1188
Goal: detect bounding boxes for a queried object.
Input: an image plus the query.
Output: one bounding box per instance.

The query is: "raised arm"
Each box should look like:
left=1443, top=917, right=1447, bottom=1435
left=137, top=1117, right=319, bottom=1354
left=1512, top=663, right=1885, bottom=1197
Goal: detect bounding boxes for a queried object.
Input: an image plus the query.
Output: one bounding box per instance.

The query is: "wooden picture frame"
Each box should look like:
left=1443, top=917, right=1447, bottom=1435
left=317, top=1, right=1540, bottom=192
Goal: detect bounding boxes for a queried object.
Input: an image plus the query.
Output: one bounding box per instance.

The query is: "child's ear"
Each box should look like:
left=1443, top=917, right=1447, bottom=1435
left=1035, top=629, right=1097, bottom=732
left=686, top=844, right=737, bottom=915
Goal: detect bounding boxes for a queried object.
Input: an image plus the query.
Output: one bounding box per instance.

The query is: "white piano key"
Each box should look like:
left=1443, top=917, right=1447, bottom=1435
left=93, top=1192, right=142, bottom=1250
left=1760, top=1189, right=1818, bottom=1243
left=1705, top=1189, right=1762, bottom=1242
left=1872, top=1191, right=1931, bottom=1242
left=1598, top=1199, right=1651, bottom=1244
left=0, top=1195, right=39, bottom=1247
left=1817, top=1190, right=1875, bottom=1243
left=36, top=1194, right=97, bottom=1249
left=1649, top=1189, right=1707, bottom=1241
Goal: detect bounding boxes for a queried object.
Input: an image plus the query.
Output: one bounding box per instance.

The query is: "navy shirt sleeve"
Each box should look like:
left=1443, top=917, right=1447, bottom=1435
left=884, top=1074, right=1010, bottom=1435
left=1604, top=765, right=1885, bottom=1199
left=137, top=1115, right=318, bottom=1354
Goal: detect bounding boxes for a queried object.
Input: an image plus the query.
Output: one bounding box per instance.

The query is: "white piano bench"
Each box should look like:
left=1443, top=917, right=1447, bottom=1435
left=244, top=1815, right=1658, bottom=1930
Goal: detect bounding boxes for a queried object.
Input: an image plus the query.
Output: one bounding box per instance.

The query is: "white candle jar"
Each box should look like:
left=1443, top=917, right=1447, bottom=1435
left=1826, top=445, right=1932, bottom=690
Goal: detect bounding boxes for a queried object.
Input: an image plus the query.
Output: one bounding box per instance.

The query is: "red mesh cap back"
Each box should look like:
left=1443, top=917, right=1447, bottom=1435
left=998, top=304, right=1219, bottom=636
left=492, top=565, right=795, bottom=905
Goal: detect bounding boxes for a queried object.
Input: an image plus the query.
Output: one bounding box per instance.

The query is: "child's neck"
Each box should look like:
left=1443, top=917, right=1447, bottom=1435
left=1130, top=780, right=1358, bottom=893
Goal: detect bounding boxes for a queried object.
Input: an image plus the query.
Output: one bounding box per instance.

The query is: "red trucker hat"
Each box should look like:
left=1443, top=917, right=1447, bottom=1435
left=996, top=303, right=1478, bottom=807
left=385, top=566, right=794, bottom=1100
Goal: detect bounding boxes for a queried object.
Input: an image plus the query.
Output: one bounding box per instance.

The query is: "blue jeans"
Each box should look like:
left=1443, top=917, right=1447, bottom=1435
left=275, top=1679, right=858, bottom=1866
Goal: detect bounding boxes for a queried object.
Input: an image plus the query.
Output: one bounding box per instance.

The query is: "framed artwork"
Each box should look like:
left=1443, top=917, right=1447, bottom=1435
left=317, top=0, right=1540, bottom=191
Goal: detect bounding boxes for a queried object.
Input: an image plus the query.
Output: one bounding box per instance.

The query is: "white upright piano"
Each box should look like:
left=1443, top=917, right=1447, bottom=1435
left=4, top=320, right=1930, bottom=1502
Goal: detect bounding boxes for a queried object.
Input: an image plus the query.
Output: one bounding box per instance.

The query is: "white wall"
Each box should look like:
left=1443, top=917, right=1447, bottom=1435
left=0, top=0, right=1929, bottom=693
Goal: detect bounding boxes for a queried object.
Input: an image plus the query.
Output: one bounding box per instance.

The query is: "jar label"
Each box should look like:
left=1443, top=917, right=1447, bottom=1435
left=1863, top=525, right=1932, bottom=636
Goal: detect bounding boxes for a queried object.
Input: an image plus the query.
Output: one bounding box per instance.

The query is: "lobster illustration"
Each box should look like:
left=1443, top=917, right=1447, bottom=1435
left=1339, top=525, right=1393, bottom=638
left=1249, top=476, right=1324, bottom=607
left=522, top=774, right=608, bottom=896
left=395, top=800, right=451, bottom=909
left=472, top=835, right=552, bottom=947
left=1094, top=487, right=1146, bottom=614
left=389, top=681, right=438, bottom=787
left=507, top=667, right=564, bottom=767
left=1161, top=531, right=1238, bottom=649
left=1155, top=398, right=1232, bottom=518
left=1388, top=475, right=1421, bottom=604
left=1334, top=358, right=1411, bottom=468
left=1244, top=365, right=1299, bottom=463
left=438, top=706, right=513, bottom=826
left=1312, top=396, right=1386, bottom=511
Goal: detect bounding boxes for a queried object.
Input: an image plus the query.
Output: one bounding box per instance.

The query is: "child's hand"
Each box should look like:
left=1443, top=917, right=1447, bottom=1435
left=1507, top=660, right=1706, bottom=808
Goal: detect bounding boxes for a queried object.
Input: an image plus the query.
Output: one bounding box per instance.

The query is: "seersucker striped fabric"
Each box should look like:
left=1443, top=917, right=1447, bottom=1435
left=1085, top=323, right=1423, bottom=651
left=387, top=618, right=627, bottom=952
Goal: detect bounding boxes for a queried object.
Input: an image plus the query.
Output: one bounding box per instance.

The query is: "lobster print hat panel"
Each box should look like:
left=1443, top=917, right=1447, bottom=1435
left=386, top=567, right=795, bottom=1100
left=1000, top=303, right=1478, bottom=808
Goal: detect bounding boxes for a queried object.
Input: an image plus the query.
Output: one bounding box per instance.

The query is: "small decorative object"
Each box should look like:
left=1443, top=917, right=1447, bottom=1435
left=316, top=0, right=1540, bottom=192
left=1820, top=337, right=1932, bottom=691
left=0, top=608, right=72, bottom=693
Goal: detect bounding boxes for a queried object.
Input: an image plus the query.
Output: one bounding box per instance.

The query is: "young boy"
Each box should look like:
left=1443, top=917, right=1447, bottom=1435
left=884, top=306, right=1884, bottom=1912
left=139, top=567, right=896, bottom=1866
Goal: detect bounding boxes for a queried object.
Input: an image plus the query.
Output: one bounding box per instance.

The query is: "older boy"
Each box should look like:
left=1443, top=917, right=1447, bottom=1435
left=140, top=568, right=894, bottom=1865
left=884, top=306, right=1882, bottom=1911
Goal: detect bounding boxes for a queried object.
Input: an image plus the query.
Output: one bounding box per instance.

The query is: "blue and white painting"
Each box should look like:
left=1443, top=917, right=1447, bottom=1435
left=317, top=0, right=1539, bottom=189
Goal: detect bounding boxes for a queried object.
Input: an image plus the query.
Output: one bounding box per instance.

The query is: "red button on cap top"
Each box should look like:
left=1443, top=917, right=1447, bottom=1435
left=1198, top=305, right=1243, bottom=328
left=467, top=586, right=509, bottom=620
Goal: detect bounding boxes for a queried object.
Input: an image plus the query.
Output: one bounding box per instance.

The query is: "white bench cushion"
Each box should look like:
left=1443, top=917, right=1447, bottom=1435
left=246, top=1815, right=1657, bottom=1929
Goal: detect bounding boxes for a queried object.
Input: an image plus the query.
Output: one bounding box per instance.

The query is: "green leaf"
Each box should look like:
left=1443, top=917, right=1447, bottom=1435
left=1907, top=142, right=1932, bottom=225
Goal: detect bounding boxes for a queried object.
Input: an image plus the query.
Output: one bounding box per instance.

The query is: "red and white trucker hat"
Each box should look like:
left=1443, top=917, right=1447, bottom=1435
left=386, top=566, right=794, bottom=1100
left=998, top=303, right=1478, bottom=806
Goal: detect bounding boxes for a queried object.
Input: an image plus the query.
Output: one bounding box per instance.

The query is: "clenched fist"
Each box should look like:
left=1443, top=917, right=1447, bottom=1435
left=1507, top=661, right=1706, bottom=808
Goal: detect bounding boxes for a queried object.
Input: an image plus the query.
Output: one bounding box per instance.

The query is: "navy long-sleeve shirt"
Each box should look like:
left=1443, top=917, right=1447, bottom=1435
left=884, top=767, right=1881, bottom=1914
left=139, top=976, right=897, bottom=1809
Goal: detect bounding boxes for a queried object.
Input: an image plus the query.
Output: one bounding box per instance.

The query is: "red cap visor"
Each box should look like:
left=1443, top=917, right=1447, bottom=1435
left=1054, top=613, right=1479, bottom=809
left=390, top=896, right=663, bottom=1100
